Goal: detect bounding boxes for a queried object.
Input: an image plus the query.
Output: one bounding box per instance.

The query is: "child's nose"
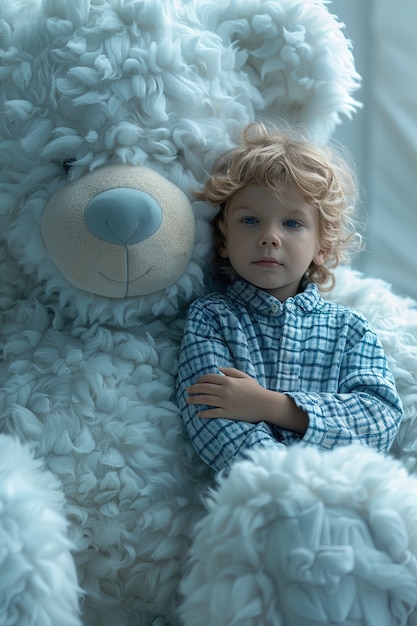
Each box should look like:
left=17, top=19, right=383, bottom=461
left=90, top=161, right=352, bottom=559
left=259, top=227, right=281, bottom=247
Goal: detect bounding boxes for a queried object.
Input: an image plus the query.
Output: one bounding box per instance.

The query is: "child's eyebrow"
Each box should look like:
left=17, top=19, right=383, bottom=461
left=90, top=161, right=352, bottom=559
left=286, top=208, right=310, bottom=217
left=284, top=204, right=314, bottom=216
left=230, top=205, right=258, bottom=213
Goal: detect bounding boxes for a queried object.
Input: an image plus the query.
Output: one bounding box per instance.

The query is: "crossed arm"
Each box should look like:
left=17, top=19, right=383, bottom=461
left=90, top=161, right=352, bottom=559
left=186, top=366, right=309, bottom=435
left=178, top=304, right=403, bottom=460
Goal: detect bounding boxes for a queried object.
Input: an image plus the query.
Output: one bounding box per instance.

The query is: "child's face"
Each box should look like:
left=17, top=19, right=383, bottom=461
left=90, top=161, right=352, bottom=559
left=220, top=185, right=325, bottom=301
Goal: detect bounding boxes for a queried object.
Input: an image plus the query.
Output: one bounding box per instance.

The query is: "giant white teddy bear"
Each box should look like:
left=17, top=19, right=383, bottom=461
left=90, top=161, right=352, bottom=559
left=1, top=1, right=417, bottom=626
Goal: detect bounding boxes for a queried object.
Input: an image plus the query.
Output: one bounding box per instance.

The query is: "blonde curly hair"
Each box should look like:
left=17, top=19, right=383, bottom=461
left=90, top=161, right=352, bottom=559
left=199, top=122, right=363, bottom=290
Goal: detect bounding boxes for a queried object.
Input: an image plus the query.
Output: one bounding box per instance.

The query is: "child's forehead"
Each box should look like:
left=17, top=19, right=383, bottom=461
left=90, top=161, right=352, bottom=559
left=227, top=184, right=313, bottom=212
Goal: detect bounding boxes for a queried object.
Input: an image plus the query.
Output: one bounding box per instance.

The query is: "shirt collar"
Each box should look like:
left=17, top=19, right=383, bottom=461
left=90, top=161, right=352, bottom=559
left=227, top=279, right=322, bottom=314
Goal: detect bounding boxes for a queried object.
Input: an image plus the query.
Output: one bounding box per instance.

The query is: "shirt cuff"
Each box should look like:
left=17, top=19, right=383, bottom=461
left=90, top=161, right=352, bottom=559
left=286, top=392, right=328, bottom=448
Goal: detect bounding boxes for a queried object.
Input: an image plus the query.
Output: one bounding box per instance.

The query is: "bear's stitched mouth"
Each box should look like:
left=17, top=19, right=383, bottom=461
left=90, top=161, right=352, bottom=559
left=98, top=265, right=154, bottom=284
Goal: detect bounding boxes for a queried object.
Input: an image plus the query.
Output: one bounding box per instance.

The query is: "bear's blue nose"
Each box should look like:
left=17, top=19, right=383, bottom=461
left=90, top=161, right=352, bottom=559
left=84, top=188, right=163, bottom=245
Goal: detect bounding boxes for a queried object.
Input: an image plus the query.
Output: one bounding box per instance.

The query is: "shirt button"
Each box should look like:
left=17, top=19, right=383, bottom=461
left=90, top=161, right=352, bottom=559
left=270, top=302, right=279, bottom=314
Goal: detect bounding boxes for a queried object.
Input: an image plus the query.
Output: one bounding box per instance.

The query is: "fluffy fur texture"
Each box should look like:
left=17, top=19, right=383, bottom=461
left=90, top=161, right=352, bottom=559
left=2, top=1, right=416, bottom=626
left=0, top=435, right=81, bottom=626
left=0, top=307, right=212, bottom=625
left=181, top=444, right=417, bottom=626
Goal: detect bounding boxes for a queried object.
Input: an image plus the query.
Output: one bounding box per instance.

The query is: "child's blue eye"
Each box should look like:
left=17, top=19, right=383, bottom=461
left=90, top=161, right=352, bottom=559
left=241, top=217, right=258, bottom=225
left=285, top=220, right=301, bottom=229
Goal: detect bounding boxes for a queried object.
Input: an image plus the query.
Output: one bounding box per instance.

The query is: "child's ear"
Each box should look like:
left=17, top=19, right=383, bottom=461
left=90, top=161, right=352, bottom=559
left=219, top=245, right=228, bottom=259
left=313, top=247, right=326, bottom=266
left=218, top=233, right=229, bottom=259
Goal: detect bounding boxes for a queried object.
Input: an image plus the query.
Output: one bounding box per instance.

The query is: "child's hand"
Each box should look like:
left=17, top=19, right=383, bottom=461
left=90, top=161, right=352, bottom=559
left=186, top=367, right=266, bottom=422
left=186, top=366, right=308, bottom=434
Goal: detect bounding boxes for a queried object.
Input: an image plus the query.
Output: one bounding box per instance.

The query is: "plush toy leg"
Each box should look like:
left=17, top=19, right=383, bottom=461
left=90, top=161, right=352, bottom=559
left=0, top=435, right=82, bottom=626
left=180, top=445, right=417, bottom=626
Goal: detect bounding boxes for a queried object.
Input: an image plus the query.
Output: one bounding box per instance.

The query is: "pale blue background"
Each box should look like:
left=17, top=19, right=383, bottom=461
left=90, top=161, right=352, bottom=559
left=332, top=0, right=417, bottom=301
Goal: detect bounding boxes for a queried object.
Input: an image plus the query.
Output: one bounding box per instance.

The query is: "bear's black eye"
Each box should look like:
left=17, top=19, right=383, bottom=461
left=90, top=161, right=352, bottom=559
left=63, top=159, right=76, bottom=173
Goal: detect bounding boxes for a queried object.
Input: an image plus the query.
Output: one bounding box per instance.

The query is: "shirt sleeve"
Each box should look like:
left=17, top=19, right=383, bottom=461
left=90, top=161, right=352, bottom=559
left=285, top=320, right=403, bottom=453
left=176, top=301, right=285, bottom=472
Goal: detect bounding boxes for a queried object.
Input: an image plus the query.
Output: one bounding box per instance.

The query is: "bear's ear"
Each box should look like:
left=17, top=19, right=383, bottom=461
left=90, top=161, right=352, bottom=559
left=195, top=0, right=361, bottom=142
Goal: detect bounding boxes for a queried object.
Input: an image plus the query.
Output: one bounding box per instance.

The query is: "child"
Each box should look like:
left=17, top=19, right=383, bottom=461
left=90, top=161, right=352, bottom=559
left=176, top=122, right=403, bottom=473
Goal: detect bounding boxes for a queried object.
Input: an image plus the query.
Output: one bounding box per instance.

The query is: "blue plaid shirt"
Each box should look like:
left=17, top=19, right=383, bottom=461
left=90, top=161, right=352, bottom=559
left=176, top=279, right=403, bottom=473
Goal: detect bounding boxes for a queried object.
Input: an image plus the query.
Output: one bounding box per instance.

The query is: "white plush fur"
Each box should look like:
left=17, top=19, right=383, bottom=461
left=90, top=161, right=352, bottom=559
left=0, top=435, right=81, bottom=626
left=1, top=1, right=416, bottom=625
left=181, top=444, right=417, bottom=626
left=0, top=306, right=212, bottom=625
